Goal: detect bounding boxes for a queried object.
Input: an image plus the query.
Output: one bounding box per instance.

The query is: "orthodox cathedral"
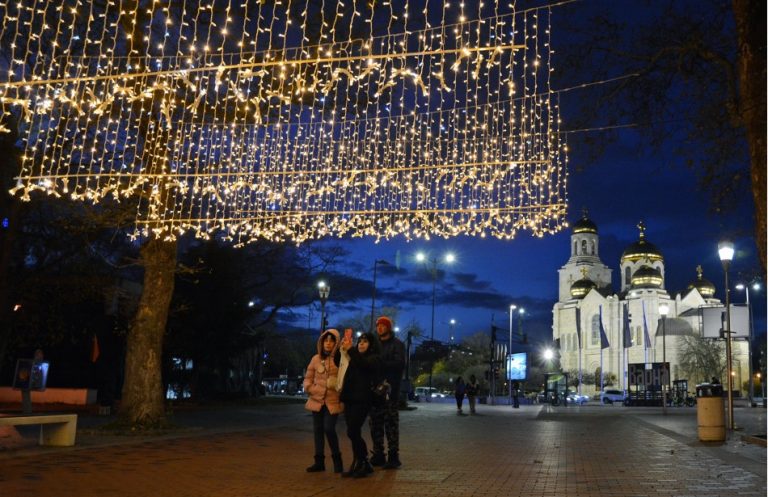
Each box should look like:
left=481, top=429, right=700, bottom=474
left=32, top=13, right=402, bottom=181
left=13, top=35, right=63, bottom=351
left=551, top=212, right=750, bottom=396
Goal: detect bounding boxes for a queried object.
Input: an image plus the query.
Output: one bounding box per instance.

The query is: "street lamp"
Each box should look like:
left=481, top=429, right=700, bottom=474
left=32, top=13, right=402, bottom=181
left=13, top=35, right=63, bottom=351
left=735, top=280, right=760, bottom=405
left=416, top=251, right=455, bottom=397
left=659, top=303, right=670, bottom=415
left=317, top=280, right=330, bottom=334
left=449, top=319, right=456, bottom=343
left=370, top=259, right=390, bottom=332
left=718, top=240, right=735, bottom=430
left=508, top=304, right=517, bottom=404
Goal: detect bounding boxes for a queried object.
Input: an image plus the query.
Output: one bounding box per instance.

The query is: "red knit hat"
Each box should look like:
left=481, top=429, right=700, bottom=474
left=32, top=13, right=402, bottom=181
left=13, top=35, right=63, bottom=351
left=376, top=316, right=393, bottom=331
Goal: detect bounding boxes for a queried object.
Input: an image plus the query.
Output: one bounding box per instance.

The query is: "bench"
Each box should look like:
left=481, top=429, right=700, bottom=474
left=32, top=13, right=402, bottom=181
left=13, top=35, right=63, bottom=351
left=0, top=414, right=78, bottom=446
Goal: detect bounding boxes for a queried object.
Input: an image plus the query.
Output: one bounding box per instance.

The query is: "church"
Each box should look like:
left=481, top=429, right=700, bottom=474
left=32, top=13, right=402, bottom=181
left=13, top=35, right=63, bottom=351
left=551, top=212, right=750, bottom=398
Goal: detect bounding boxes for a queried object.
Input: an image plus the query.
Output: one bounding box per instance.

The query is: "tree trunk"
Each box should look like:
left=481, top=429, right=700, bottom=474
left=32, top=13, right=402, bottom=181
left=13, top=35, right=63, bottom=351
left=120, top=236, right=177, bottom=426
left=733, top=0, right=767, bottom=271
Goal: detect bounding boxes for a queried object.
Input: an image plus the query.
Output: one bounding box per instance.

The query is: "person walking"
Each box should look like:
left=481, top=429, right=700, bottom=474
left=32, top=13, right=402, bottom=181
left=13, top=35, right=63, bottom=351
left=454, top=376, right=466, bottom=414
left=303, top=329, right=344, bottom=473
left=368, top=316, right=406, bottom=469
left=340, top=331, right=382, bottom=478
left=512, top=380, right=520, bottom=408
left=465, top=374, right=480, bottom=414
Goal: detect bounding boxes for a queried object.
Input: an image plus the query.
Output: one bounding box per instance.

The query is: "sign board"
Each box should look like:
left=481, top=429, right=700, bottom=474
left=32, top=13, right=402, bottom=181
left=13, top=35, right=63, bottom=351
left=506, top=352, right=527, bottom=380
left=628, top=362, right=668, bottom=391
left=701, top=305, right=749, bottom=339
left=13, top=359, right=49, bottom=391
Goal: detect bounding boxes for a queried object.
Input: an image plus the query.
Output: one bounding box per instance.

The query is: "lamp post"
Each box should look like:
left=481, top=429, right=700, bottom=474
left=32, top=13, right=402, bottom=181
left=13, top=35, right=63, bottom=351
left=416, top=251, right=455, bottom=397
left=449, top=319, right=456, bottom=343
left=735, top=281, right=760, bottom=405
left=318, top=281, right=330, bottom=334
left=718, top=240, right=735, bottom=430
left=370, top=259, right=390, bottom=332
left=659, top=303, right=669, bottom=415
left=508, top=305, right=517, bottom=404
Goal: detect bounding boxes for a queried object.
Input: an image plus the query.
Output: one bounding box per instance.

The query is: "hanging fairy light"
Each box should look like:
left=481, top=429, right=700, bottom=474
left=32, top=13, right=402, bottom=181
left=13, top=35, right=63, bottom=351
left=0, top=0, right=568, bottom=245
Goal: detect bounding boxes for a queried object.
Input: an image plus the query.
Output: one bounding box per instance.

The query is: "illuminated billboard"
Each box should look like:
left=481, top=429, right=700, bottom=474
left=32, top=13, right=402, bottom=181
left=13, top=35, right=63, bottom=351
left=506, top=352, right=527, bottom=380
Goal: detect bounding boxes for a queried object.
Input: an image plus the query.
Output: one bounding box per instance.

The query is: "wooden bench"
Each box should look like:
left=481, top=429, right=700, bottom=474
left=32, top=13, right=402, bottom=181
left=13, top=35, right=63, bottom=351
left=0, top=414, right=78, bottom=446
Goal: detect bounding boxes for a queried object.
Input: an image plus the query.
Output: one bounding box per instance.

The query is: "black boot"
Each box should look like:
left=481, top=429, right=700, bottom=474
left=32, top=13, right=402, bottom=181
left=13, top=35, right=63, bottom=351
left=306, top=455, right=325, bottom=472
left=370, top=450, right=386, bottom=466
left=341, top=459, right=358, bottom=478
left=353, top=457, right=373, bottom=478
left=383, top=451, right=402, bottom=469
left=331, top=453, right=344, bottom=474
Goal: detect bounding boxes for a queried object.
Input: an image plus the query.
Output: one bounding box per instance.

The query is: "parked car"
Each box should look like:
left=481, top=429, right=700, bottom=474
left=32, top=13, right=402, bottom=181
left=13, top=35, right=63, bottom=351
left=567, top=392, right=589, bottom=405
left=414, top=387, right=446, bottom=400
left=600, top=389, right=625, bottom=404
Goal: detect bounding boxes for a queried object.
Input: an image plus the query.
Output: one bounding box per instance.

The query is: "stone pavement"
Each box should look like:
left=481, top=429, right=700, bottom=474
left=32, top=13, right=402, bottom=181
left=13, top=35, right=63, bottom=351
left=0, top=400, right=765, bottom=497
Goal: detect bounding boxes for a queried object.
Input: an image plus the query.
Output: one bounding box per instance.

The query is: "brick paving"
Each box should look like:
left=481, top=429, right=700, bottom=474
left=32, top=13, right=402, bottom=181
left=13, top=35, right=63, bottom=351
left=0, top=401, right=765, bottom=497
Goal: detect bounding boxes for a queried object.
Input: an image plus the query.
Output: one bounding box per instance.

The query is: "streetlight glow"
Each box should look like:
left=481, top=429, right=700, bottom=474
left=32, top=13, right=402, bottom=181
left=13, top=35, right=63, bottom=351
left=543, top=349, right=554, bottom=361
left=718, top=240, right=734, bottom=264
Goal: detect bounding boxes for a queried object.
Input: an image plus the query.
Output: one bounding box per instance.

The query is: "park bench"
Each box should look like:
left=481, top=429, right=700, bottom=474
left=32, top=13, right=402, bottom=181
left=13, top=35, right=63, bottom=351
left=0, top=413, right=78, bottom=446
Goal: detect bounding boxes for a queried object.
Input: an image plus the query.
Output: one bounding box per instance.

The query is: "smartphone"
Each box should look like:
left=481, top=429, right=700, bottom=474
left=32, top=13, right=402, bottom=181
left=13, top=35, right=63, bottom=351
left=344, top=328, right=353, bottom=342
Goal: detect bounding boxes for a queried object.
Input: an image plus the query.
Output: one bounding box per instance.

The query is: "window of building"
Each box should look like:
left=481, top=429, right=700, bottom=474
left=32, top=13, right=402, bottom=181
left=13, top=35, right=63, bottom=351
left=625, top=266, right=631, bottom=285
left=590, top=240, right=595, bottom=255
left=581, top=240, right=587, bottom=255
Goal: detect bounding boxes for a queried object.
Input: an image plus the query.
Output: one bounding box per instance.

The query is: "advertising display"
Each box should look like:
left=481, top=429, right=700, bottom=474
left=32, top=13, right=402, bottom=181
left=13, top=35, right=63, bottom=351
left=506, top=352, right=527, bottom=380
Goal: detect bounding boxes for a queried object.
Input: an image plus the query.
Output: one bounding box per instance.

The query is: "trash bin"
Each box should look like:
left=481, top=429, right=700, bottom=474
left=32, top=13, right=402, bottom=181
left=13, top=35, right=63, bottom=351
left=696, top=383, right=725, bottom=442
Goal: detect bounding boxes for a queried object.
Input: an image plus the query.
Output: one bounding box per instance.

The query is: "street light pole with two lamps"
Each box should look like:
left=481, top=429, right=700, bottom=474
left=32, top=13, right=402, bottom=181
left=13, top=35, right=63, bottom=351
left=416, top=251, right=455, bottom=397
left=718, top=240, right=735, bottom=430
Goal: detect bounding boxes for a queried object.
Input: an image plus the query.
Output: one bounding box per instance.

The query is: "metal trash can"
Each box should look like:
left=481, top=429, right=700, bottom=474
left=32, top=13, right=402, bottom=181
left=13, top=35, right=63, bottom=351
left=696, top=383, right=725, bottom=442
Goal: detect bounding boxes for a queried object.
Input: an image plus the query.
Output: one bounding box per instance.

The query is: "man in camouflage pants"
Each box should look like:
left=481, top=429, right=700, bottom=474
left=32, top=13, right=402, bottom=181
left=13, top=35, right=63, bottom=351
left=369, top=316, right=405, bottom=469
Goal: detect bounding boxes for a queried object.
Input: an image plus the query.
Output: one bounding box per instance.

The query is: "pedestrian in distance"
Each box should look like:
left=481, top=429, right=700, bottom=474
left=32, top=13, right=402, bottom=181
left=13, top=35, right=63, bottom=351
left=303, top=329, right=344, bottom=473
left=368, top=316, right=406, bottom=469
left=512, top=380, right=520, bottom=408
left=454, top=376, right=466, bottom=414
left=340, top=330, right=382, bottom=478
left=465, top=374, right=480, bottom=414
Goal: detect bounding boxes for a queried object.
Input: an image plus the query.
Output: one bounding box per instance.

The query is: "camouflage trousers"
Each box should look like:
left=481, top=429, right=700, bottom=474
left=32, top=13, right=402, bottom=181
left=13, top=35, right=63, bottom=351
left=368, top=398, right=399, bottom=455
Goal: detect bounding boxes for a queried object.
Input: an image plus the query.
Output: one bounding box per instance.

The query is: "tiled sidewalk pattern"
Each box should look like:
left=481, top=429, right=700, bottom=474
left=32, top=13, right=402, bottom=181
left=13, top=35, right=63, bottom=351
left=0, top=403, right=765, bottom=497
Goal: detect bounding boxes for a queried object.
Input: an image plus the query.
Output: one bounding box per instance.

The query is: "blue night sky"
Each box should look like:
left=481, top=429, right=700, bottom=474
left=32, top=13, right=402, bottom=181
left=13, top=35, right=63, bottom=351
left=255, top=0, right=765, bottom=351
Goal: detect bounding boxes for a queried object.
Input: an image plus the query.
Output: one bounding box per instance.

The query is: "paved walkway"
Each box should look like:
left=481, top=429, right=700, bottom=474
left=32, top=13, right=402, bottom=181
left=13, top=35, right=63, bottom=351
left=0, top=400, right=765, bottom=497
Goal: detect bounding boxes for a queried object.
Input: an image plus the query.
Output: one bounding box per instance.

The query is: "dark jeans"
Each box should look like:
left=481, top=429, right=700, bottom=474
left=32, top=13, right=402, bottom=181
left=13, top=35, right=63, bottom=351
left=312, top=405, right=340, bottom=457
left=455, top=394, right=464, bottom=409
left=345, top=402, right=371, bottom=460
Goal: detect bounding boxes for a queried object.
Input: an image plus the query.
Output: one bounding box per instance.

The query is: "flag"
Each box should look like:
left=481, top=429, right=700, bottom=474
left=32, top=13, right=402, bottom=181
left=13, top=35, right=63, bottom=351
left=575, top=307, right=582, bottom=349
left=623, top=303, right=633, bottom=348
left=90, top=334, right=100, bottom=363
left=642, top=301, right=652, bottom=348
left=599, top=305, right=610, bottom=349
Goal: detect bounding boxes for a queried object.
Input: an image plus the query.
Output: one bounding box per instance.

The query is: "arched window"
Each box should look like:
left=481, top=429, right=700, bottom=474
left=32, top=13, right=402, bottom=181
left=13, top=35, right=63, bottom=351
left=625, top=266, right=631, bottom=285
left=581, top=240, right=587, bottom=255
left=590, top=314, right=600, bottom=347
left=590, top=240, right=596, bottom=255
left=573, top=241, right=578, bottom=255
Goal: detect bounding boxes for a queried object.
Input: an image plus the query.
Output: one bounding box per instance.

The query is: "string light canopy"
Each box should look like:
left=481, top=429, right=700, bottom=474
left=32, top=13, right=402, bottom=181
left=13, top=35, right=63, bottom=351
left=0, top=0, right=568, bottom=245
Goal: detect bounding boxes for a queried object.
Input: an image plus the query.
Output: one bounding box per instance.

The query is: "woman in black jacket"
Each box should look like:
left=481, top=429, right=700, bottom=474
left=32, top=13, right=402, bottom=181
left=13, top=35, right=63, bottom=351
left=339, top=331, right=382, bottom=478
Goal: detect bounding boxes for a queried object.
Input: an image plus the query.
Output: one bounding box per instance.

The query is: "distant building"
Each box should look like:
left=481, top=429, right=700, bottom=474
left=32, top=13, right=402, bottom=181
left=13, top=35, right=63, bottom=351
left=551, top=212, right=749, bottom=397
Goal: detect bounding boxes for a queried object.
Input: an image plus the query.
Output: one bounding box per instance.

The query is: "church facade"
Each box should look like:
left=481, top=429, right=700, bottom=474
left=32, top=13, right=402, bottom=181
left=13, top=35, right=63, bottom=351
left=551, top=213, right=750, bottom=397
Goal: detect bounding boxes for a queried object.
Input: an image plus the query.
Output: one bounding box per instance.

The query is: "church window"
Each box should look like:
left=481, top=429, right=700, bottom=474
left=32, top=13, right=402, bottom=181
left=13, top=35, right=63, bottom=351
left=625, top=267, right=631, bottom=285
left=581, top=240, right=587, bottom=255
left=590, top=240, right=596, bottom=255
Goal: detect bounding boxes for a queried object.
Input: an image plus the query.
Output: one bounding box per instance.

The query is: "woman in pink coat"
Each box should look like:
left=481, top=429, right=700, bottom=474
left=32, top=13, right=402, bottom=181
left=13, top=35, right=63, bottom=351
left=304, top=328, right=344, bottom=473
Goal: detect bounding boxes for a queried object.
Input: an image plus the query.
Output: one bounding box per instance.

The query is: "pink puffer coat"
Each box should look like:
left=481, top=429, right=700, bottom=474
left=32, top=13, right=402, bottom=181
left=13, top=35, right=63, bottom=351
left=303, top=329, right=344, bottom=414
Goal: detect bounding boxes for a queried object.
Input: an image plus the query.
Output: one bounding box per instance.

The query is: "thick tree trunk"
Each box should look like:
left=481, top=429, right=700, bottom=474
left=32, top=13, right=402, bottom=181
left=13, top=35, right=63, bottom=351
left=120, top=236, right=177, bottom=426
left=733, top=0, right=767, bottom=271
